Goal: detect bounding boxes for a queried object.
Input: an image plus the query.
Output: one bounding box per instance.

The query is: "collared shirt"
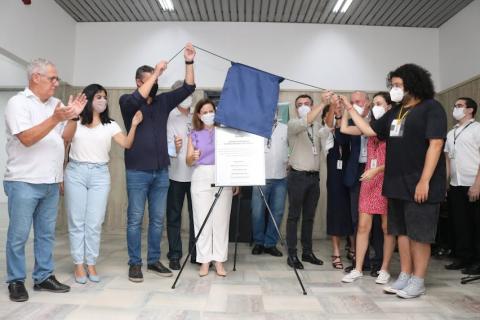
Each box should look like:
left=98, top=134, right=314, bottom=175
left=167, top=107, right=193, bottom=182
left=445, top=119, right=480, bottom=186
left=4, top=88, right=65, bottom=183
left=119, top=82, right=196, bottom=171
left=264, top=122, right=288, bottom=179
left=288, top=117, right=322, bottom=172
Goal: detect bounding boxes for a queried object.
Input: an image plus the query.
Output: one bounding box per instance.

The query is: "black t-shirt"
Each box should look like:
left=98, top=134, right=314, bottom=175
left=371, top=99, right=447, bottom=203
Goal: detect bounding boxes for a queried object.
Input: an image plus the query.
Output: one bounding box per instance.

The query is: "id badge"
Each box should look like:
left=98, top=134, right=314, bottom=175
left=337, top=160, right=343, bottom=170
left=449, top=150, right=455, bottom=159
left=390, top=119, right=405, bottom=137
left=370, top=159, right=378, bottom=169
left=312, top=145, right=318, bottom=155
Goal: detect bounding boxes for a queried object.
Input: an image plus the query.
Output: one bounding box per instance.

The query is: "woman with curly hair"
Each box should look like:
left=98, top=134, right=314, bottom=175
left=339, top=64, right=447, bottom=299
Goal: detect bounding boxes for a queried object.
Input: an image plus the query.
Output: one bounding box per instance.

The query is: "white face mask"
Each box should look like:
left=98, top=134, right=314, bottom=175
left=92, top=98, right=107, bottom=113
left=297, top=105, right=311, bottom=119
left=353, top=104, right=364, bottom=115
left=179, top=96, right=192, bottom=109
left=372, top=105, right=386, bottom=119
left=390, top=87, right=404, bottom=103
left=200, top=112, right=215, bottom=126
left=452, top=107, right=466, bottom=121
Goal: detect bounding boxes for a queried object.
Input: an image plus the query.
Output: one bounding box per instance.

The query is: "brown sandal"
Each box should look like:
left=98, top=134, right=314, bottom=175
left=331, top=255, right=343, bottom=269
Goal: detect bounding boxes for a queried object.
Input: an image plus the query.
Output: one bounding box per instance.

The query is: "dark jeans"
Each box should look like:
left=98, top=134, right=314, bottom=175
left=166, top=180, right=195, bottom=261
left=286, top=170, right=320, bottom=256
left=448, top=186, right=480, bottom=262
left=369, top=215, right=384, bottom=269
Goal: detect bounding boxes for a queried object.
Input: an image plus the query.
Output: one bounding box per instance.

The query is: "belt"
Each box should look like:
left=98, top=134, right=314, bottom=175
left=290, top=168, right=319, bottom=176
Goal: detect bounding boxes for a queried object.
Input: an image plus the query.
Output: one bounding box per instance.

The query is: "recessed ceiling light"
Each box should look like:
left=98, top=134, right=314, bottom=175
left=159, top=0, right=174, bottom=11
left=333, top=0, right=353, bottom=13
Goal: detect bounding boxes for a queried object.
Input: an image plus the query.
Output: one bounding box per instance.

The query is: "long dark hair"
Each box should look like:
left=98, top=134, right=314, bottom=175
left=80, top=83, right=113, bottom=125
left=370, top=91, right=392, bottom=123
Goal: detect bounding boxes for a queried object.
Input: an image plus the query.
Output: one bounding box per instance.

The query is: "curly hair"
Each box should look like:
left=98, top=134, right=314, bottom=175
left=387, top=64, right=435, bottom=101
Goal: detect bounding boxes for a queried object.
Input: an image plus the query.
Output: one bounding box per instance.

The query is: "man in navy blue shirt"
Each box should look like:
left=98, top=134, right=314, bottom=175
left=120, top=43, right=196, bottom=282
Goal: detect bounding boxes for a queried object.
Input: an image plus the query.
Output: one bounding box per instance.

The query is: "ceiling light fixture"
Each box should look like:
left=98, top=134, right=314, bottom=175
left=340, top=0, right=353, bottom=13
left=332, top=0, right=345, bottom=13
left=159, top=0, right=174, bottom=11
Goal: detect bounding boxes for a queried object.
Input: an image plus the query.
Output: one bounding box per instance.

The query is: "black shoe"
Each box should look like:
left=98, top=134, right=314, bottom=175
left=128, top=264, right=144, bottom=282
left=302, top=253, right=324, bottom=265
left=264, top=246, right=283, bottom=257
left=344, top=264, right=354, bottom=273
left=169, top=259, right=181, bottom=271
left=8, top=281, right=28, bottom=302
left=33, top=275, right=70, bottom=293
left=190, top=257, right=201, bottom=266
left=287, top=256, right=304, bottom=269
left=147, top=261, right=173, bottom=277
left=370, top=266, right=380, bottom=277
left=445, top=261, right=469, bottom=270
left=461, top=263, right=480, bottom=275
left=252, top=244, right=264, bottom=255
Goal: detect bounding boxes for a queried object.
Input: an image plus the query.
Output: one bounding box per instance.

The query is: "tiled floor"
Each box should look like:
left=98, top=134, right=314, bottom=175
left=0, top=209, right=479, bottom=319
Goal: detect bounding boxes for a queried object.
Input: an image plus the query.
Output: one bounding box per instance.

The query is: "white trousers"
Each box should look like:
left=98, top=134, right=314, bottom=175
left=191, top=165, right=233, bottom=263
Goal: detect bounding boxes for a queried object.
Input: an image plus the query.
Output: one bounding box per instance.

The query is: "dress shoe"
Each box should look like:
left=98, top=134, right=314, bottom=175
left=445, top=261, right=469, bottom=270
left=302, top=253, right=324, bottom=265
left=252, top=244, right=264, bottom=255
left=287, top=256, right=304, bottom=269
left=169, top=259, right=181, bottom=271
left=8, top=281, right=29, bottom=302
left=370, top=266, right=380, bottom=277
left=147, top=261, right=173, bottom=277
left=33, top=275, right=70, bottom=293
left=461, top=263, right=480, bottom=275
left=128, top=265, right=143, bottom=282
left=264, top=246, right=283, bottom=257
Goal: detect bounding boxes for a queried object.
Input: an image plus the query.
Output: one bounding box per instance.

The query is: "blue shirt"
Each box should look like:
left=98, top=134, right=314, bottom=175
left=120, top=82, right=196, bottom=170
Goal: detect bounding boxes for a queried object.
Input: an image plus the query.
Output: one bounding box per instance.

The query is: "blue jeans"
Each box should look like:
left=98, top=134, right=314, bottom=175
left=251, top=178, right=287, bottom=248
left=64, top=161, right=110, bottom=265
left=4, top=181, right=59, bottom=284
left=126, top=169, right=169, bottom=265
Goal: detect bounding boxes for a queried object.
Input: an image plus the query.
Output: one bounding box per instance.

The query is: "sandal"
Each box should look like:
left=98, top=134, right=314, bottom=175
left=331, top=255, right=343, bottom=270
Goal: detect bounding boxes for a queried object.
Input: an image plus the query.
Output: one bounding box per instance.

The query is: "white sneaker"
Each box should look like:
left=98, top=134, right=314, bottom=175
left=383, top=272, right=410, bottom=294
left=375, top=270, right=390, bottom=284
left=341, top=269, right=363, bottom=283
left=396, top=276, right=426, bottom=299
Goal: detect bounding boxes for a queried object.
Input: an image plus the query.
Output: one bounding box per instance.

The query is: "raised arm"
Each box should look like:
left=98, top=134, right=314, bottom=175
left=340, top=96, right=377, bottom=137
left=113, top=111, right=143, bottom=149
left=340, top=109, right=363, bottom=136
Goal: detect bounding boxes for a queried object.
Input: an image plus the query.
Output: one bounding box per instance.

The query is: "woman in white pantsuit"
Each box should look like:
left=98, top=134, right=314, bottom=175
left=186, top=99, right=239, bottom=277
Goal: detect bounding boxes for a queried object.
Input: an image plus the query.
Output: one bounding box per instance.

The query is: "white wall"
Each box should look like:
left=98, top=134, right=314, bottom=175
left=0, top=54, right=27, bottom=88
left=74, top=22, right=440, bottom=92
left=439, top=0, right=480, bottom=91
left=0, top=0, right=76, bottom=84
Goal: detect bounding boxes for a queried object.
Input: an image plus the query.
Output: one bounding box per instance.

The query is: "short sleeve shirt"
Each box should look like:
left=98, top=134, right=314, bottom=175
left=371, top=99, right=447, bottom=203
left=4, top=88, right=65, bottom=183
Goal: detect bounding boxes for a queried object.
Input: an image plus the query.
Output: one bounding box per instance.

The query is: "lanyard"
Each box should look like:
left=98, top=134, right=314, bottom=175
left=397, top=106, right=410, bottom=121
left=306, top=125, right=315, bottom=146
left=454, top=121, right=474, bottom=145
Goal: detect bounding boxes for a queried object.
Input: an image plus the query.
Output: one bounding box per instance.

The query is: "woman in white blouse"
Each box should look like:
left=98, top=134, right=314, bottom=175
left=62, top=84, right=142, bottom=284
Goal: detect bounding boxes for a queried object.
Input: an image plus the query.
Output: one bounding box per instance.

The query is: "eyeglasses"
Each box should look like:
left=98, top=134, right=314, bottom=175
left=37, top=73, right=61, bottom=83
left=453, top=104, right=466, bottom=109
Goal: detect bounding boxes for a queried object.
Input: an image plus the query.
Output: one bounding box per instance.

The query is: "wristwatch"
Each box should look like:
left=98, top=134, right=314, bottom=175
left=185, top=60, right=194, bottom=65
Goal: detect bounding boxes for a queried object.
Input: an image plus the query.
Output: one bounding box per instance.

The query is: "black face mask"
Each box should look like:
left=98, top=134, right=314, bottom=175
left=149, top=83, right=158, bottom=98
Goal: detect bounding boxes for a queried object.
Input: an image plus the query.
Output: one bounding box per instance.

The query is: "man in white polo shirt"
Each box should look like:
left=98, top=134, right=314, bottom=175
left=445, top=97, right=480, bottom=275
left=4, top=58, right=86, bottom=302
left=166, top=80, right=195, bottom=270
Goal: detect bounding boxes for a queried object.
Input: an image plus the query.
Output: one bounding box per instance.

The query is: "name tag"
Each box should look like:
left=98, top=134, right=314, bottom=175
left=337, top=160, right=343, bottom=170
left=390, top=119, right=405, bottom=137
left=370, top=159, right=378, bottom=169
left=312, top=145, right=318, bottom=155
left=449, top=150, right=455, bottom=159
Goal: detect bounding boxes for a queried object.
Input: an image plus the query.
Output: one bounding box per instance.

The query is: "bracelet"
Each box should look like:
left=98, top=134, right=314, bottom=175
left=185, top=60, right=194, bottom=65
